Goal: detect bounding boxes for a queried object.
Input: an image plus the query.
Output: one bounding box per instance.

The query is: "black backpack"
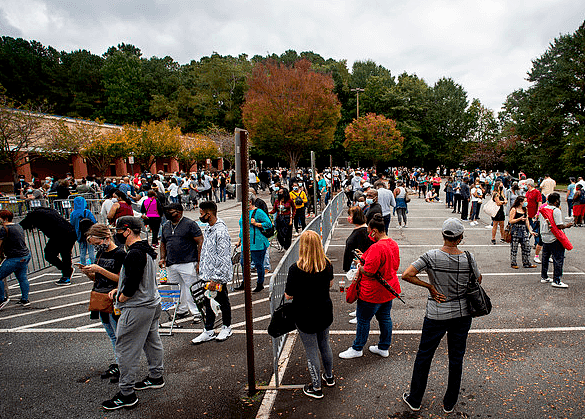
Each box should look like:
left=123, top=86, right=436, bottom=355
left=252, top=209, right=275, bottom=238
left=78, top=209, right=95, bottom=240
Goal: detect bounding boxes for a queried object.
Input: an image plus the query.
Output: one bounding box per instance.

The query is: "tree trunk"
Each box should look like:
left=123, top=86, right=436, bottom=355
left=288, top=150, right=301, bottom=176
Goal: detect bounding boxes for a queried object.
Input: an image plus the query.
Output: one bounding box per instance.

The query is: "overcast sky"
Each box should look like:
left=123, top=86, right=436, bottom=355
left=1, top=0, right=583, bottom=112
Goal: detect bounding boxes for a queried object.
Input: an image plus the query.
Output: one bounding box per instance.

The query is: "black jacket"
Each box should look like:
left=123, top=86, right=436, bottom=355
left=20, top=208, right=76, bottom=240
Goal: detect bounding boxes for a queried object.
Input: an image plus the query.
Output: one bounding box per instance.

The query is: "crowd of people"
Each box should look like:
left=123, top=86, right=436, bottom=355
left=0, top=164, right=582, bottom=413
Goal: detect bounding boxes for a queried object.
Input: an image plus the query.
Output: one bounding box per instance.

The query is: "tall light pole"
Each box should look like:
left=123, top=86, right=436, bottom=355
left=350, top=87, right=365, bottom=119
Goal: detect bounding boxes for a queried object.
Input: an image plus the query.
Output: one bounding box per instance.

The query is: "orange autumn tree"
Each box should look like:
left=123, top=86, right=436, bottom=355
left=242, top=59, right=341, bottom=173
left=344, top=113, right=404, bottom=166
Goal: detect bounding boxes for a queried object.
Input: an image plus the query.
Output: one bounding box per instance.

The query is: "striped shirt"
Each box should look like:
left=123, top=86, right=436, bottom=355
left=412, top=249, right=480, bottom=320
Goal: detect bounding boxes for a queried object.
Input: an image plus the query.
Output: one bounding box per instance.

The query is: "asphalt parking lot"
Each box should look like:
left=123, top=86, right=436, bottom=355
left=1, top=191, right=584, bottom=419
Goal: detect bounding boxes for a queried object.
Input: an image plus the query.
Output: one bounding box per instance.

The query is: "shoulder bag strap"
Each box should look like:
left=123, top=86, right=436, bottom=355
left=464, top=251, right=476, bottom=284
left=252, top=209, right=257, bottom=244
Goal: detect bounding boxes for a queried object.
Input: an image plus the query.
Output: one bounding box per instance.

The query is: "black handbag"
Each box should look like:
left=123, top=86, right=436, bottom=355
left=464, top=251, right=492, bottom=317
left=268, top=295, right=296, bottom=338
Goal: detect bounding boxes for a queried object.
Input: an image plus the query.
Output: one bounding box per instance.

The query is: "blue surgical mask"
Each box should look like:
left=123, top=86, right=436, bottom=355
left=274, top=186, right=279, bottom=191
left=522, top=202, right=528, bottom=208
left=365, top=198, right=373, bottom=205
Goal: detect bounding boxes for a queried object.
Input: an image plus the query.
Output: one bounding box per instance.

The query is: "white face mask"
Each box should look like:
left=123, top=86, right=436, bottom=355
left=357, top=201, right=365, bottom=208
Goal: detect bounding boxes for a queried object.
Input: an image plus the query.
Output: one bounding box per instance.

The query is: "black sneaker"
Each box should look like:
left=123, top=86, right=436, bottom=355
left=402, top=392, right=420, bottom=412
left=15, top=299, right=30, bottom=306
left=233, top=284, right=245, bottom=291
left=102, top=391, right=138, bottom=410
left=101, top=364, right=119, bottom=379
left=174, top=312, right=190, bottom=320
left=55, top=277, right=71, bottom=285
left=253, top=284, right=264, bottom=293
left=134, top=376, right=165, bottom=390
left=303, top=383, right=323, bottom=399
left=321, top=373, right=335, bottom=387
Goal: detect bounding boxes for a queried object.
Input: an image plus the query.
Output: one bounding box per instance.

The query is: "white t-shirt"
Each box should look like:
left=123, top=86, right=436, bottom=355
left=471, top=187, right=483, bottom=203
left=539, top=204, right=563, bottom=244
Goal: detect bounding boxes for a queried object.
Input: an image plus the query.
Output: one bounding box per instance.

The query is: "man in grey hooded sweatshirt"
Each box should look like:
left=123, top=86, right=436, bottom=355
left=102, top=216, right=164, bottom=410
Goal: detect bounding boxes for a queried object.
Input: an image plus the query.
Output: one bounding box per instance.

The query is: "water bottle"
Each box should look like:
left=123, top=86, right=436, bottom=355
left=158, top=268, right=168, bottom=284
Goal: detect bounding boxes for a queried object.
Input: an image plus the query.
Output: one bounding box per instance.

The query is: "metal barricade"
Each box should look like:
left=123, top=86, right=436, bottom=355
left=268, top=192, right=345, bottom=387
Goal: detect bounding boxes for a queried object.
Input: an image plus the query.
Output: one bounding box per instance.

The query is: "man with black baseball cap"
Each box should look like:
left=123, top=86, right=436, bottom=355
left=102, top=216, right=165, bottom=410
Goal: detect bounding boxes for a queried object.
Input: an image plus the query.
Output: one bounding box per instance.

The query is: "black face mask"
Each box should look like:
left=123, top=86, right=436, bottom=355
left=115, top=232, right=127, bottom=245
left=199, top=214, right=210, bottom=223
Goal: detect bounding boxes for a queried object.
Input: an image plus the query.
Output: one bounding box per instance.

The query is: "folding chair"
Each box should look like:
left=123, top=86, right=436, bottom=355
left=230, top=245, right=242, bottom=291
left=158, top=283, right=182, bottom=336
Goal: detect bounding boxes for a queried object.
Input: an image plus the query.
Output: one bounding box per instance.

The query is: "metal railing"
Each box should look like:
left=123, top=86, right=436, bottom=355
left=268, top=191, right=346, bottom=387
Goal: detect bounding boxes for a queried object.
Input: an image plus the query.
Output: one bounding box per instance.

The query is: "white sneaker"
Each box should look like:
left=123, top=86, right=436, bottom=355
left=349, top=310, right=357, bottom=317
left=552, top=281, right=568, bottom=288
left=534, top=256, right=541, bottom=264
left=368, top=345, right=389, bottom=358
left=191, top=330, right=216, bottom=344
left=540, top=277, right=553, bottom=283
left=485, top=225, right=492, bottom=229
left=349, top=317, right=357, bottom=324
left=339, top=347, right=363, bottom=359
left=216, top=325, right=233, bottom=342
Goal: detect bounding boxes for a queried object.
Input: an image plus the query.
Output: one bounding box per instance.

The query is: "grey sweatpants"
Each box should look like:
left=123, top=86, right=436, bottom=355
left=297, top=327, right=333, bottom=390
left=116, top=304, right=164, bottom=395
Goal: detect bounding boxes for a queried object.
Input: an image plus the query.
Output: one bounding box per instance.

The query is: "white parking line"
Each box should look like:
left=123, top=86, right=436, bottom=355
left=0, top=299, right=89, bottom=320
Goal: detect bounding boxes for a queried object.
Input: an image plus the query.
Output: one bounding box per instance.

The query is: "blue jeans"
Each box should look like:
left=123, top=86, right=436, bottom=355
left=352, top=299, right=393, bottom=351
left=408, top=316, right=472, bottom=409
left=529, top=218, right=541, bottom=246
left=541, top=240, right=565, bottom=283
left=79, top=241, right=95, bottom=265
left=470, top=202, right=481, bottom=221
left=567, top=199, right=573, bottom=217
left=383, top=214, right=391, bottom=234
left=0, top=254, right=31, bottom=301
left=101, top=312, right=118, bottom=361
left=241, top=247, right=267, bottom=286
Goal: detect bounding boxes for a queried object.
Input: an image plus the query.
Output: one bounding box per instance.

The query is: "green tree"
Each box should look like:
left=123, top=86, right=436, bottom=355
left=383, top=73, right=432, bottom=166
left=425, top=77, right=470, bottom=167
left=100, top=44, right=149, bottom=124
left=499, top=21, right=585, bottom=177
left=242, top=59, right=341, bottom=173
left=344, top=113, right=404, bottom=166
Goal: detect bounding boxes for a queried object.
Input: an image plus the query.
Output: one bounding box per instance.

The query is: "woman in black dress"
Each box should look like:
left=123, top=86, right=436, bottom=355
left=491, top=182, right=508, bottom=244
